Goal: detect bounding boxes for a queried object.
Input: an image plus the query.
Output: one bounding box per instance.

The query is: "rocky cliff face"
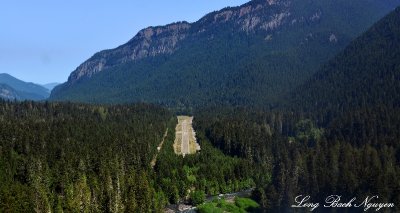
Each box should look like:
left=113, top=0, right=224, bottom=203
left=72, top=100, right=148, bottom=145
left=68, top=22, right=191, bottom=83
left=0, top=84, right=20, bottom=100
left=67, top=0, right=301, bottom=83
left=52, top=0, right=400, bottom=107
left=198, top=0, right=290, bottom=31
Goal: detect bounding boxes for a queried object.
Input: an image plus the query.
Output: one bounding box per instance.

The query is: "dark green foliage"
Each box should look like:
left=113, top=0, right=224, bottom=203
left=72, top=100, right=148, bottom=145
left=197, top=105, right=400, bottom=211
left=235, top=197, right=260, bottom=211
left=0, top=100, right=171, bottom=212
left=197, top=197, right=260, bottom=213
left=50, top=0, right=399, bottom=109
left=291, top=7, right=400, bottom=113
left=190, top=190, right=206, bottom=205
left=0, top=100, right=260, bottom=211
left=246, top=7, right=400, bottom=211
left=3, top=3, right=400, bottom=213
left=293, top=119, right=324, bottom=144
left=0, top=184, right=33, bottom=212
left=198, top=201, right=225, bottom=213
left=153, top=121, right=258, bottom=204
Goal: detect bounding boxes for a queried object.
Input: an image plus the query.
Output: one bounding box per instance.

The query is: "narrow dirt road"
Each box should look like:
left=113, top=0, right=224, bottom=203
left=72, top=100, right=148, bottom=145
left=150, top=128, right=168, bottom=168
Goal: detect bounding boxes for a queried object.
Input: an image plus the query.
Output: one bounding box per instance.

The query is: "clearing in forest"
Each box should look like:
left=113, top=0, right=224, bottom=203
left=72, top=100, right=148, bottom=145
left=173, top=116, right=200, bottom=156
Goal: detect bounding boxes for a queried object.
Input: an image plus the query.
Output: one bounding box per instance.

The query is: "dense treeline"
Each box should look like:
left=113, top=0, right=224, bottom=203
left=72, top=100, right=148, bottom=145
left=1, top=101, right=399, bottom=212
left=0, top=100, right=261, bottom=212
left=3, top=102, right=399, bottom=212
left=153, top=126, right=258, bottom=205
left=190, top=7, right=400, bottom=212
left=0, top=100, right=172, bottom=212
left=195, top=105, right=400, bottom=212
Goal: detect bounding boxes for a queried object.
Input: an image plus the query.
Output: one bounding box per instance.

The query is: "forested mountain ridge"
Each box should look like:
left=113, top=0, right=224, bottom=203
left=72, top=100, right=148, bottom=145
left=0, top=83, right=21, bottom=100
left=0, top=83, right=45, bottom=101
left=0, top=73, right=50, bottom=100
left=189, top=7, right=400, bottom=211
left=291, top=6, right=400, bottom=113
left=50, top=0, right=400, bottom=107
left=194, top=8, right=400, bottom=205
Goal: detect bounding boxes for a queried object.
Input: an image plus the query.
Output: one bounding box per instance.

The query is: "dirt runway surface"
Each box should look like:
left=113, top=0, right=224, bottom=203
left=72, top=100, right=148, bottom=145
left=173, top=116, right=200, bottom=156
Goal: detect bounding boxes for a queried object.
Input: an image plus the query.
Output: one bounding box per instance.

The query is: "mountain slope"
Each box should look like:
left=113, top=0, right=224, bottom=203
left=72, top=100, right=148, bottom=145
left=0, top=83, right=21, bottom=100
left=0, top=73, right=49, bottom=100
left=50, top=0, right=400, bottom=107
left=0, top=83, right=47, bottom=101
left=291, top=6, right=400, bottom=112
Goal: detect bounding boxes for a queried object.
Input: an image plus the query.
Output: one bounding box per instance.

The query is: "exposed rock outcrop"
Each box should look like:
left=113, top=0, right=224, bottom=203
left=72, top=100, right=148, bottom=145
left=67, top=0, right=292, bottom=83
left=68, top=22, right=191, bottom=83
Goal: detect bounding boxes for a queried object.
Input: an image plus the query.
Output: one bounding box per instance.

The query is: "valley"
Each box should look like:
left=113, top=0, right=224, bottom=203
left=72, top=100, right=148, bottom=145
left=1, top=0, right=400, bottom=212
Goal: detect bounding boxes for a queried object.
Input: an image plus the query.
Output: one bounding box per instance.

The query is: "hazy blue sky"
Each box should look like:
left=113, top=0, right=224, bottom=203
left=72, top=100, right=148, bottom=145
left=0, top=0, right=248, bottom=84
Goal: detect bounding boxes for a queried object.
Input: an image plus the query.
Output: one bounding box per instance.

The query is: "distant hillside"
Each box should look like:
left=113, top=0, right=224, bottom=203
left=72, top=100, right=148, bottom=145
left=0, top=83, right=47, bottom=101
left=0, top=73, right=50, bottom=100
left=0, top=83, right=21, bottom=100
left=42, top=82, right=60, bottom=91
left=291, top=6, right=400, bottom=112
left=50, top=0, right=400, bottom=108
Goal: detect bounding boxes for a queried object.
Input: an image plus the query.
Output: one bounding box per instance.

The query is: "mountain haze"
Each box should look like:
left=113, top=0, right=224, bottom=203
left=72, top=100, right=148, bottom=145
left=42, top=83, right=60, bottom=91
left=50, top=0, right=400, bottom=107
left=0, top=73, right=50, bottom=100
